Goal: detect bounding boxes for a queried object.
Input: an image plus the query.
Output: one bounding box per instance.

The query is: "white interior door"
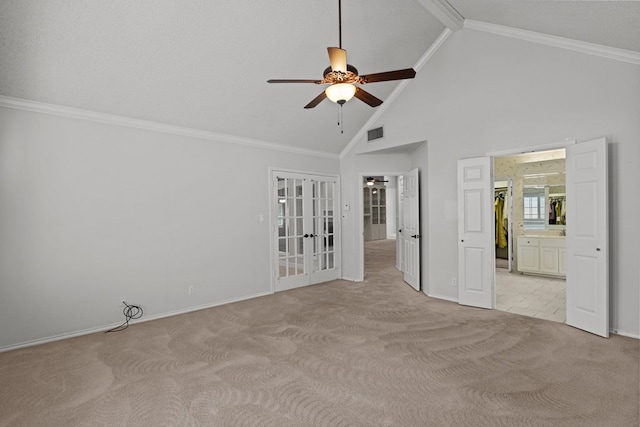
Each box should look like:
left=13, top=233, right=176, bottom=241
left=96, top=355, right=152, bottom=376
left=272, top=171, right=340, bottom=292
left=458, top=157, right=494, bottom=308
left=566, top=138, right=609, bottom=337
left=400, top=168, right=420, bottom=290
left=396, top=176, right=403, bottom=271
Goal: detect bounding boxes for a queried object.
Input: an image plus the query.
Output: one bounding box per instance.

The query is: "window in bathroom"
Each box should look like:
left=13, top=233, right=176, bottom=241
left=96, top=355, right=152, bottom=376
left=523, top=186, right=546, bottom=229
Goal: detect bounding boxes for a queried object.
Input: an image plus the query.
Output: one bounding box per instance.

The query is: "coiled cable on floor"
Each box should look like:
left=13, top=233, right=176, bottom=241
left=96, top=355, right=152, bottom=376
left=105, top=301, right=143, bottom=333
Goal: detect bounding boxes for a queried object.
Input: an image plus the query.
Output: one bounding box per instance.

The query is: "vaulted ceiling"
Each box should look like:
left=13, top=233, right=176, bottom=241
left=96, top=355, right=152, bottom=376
left=1, top=1, right=638, bottom=155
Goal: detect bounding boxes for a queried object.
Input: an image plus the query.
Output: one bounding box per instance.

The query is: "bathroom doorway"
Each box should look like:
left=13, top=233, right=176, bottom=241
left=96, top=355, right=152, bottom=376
left=494, top=149, right=567, bottom=323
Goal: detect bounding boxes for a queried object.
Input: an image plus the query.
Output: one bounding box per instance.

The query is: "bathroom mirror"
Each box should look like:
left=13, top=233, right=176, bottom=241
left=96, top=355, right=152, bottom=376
left=523, top=173, right=566, bottom=231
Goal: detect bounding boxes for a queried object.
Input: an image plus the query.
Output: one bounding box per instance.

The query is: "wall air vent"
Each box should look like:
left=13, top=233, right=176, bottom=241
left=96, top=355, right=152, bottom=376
left=367, top=126, right=384, bottom=142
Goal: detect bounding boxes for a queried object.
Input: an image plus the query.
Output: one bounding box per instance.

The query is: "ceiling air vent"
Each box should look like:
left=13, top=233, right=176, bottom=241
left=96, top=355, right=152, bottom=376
left=367, top=126, right=384, bottom=142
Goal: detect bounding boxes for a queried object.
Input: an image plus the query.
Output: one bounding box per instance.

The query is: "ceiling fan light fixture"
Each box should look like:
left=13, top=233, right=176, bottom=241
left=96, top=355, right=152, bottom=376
left=325, top=83, right=356, bottom=104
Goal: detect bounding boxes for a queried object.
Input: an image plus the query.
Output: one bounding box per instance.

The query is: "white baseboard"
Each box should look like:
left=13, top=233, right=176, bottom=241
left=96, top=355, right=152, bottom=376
left=0, top=291, right=272, bottom=353
left=425, top=291, right=459, bottom=303
left=610, top=329, right=640, bottom=340
left=4, top=288, right=635, bottom=353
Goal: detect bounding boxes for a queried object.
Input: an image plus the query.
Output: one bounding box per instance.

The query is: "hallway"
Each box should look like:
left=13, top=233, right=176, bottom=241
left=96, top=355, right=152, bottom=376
left=364, top=238, right=400, bottom=282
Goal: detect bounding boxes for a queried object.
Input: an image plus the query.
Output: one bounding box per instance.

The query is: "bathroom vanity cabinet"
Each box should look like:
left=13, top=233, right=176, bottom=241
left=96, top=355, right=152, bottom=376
left=516, top=236, right=566, bottom=277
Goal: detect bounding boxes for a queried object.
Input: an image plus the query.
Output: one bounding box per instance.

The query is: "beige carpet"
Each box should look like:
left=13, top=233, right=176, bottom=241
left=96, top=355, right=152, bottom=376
left=1, top=238, right=638, bottom=426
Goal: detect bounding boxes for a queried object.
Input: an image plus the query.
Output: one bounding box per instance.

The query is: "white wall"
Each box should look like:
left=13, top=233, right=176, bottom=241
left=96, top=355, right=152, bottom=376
left=341, top=29, right=640, bottom=336
left=0, top=107, right=339, bottom=349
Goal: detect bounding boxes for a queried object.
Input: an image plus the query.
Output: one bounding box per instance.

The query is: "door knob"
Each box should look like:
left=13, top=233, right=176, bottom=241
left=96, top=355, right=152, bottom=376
left=411, top=234, right=420, bottom=239
left=303, top=234, right=309, bottom=238
left=398, top=229, right=402, bottom=233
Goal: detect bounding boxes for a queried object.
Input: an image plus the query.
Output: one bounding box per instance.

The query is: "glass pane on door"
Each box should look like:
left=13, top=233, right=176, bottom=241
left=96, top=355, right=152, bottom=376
left=277, top=177, right=306, bottom=279
left=312, top=179, right=336, bottom=273
left=363, top=187, right=371, bottom=215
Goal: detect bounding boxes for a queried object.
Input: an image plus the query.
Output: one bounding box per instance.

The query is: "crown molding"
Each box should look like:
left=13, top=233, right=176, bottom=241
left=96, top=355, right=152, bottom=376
left=340, top=28, right=452, bottom=160
left=0, top=95, right=339, bottom=160
left=415, top=0, right=464, bottom=31
left=464, top=20, right=640, bottom=66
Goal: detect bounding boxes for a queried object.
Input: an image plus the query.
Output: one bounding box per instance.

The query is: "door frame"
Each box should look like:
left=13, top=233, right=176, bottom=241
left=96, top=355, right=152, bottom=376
left=494, top=177, right=514, bottom=272
left=356, top=171, right=404, bottom=282
left=485, top=139, right=576, bottom=306
left=485, top=139, right=578, bottom=307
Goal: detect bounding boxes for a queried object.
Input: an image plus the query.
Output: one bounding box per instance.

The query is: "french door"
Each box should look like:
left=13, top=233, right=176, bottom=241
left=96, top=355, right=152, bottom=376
left=272, top=171, right=340, bottom=292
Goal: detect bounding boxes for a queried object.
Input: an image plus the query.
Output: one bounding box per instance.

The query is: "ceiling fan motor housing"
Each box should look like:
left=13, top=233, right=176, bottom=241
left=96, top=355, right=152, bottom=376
left=321, top=64, right=361, bottom=85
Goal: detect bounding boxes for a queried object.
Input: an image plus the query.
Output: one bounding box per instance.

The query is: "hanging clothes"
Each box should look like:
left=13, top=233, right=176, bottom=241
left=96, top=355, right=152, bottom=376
left=502, top=190, right=509, bottom=221
left=495, top=195, right=507, bottom=248
left=555, top=200, right=562, bottom=224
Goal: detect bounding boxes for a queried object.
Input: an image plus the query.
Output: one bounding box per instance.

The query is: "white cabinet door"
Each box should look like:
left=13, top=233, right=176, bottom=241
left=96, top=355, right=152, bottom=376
left=517, top=238, right=539, bottom=272
left=457, top=157, right=494, bottom=308
left=559, top=249, right=566, bottom=275
left=566, top=138, right=609, bottom=337
left=539, top=246, right=560, bottom=274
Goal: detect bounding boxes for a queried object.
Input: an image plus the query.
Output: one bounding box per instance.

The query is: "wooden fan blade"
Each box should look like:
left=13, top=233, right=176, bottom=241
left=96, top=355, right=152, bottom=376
left=354, top=87, right=383, bottom=107
left=359, top=68, right=416, bottom=83
left=267, top=79, right=322, bottom=84
left=304, top=91, right=327, bottom=109
left=327, top=47, right=347, bottom=73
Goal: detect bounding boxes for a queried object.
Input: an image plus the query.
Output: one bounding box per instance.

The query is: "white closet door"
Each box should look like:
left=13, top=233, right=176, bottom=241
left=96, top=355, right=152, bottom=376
left=566, top=138, right=609, bottom=337
left=457, top=157, right=494, bottom=308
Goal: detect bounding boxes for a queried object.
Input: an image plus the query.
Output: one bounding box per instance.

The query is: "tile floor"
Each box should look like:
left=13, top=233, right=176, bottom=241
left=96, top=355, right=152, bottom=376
left=496, top=266, right=566, bottom=323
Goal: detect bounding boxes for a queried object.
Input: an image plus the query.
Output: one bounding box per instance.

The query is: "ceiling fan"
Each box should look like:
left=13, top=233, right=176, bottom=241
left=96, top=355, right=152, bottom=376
left=267, top=0, right=416, bottom=109
left=366, top=177, right=389, bottom=186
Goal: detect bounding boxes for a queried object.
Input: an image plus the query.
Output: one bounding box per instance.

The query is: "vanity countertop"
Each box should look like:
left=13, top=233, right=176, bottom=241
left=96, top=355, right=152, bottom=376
left=520, top=234, right=566, bottom=239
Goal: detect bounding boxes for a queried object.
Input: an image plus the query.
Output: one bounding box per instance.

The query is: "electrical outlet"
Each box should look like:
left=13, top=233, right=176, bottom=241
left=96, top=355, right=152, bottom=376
left=188, top=285, right=195, bottom=295
left=451, top=278, right=457, bottom=287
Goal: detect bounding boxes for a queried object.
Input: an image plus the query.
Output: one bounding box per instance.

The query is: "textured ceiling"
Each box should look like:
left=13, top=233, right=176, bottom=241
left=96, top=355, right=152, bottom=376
left=0, top=1, right=638, bottom=155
